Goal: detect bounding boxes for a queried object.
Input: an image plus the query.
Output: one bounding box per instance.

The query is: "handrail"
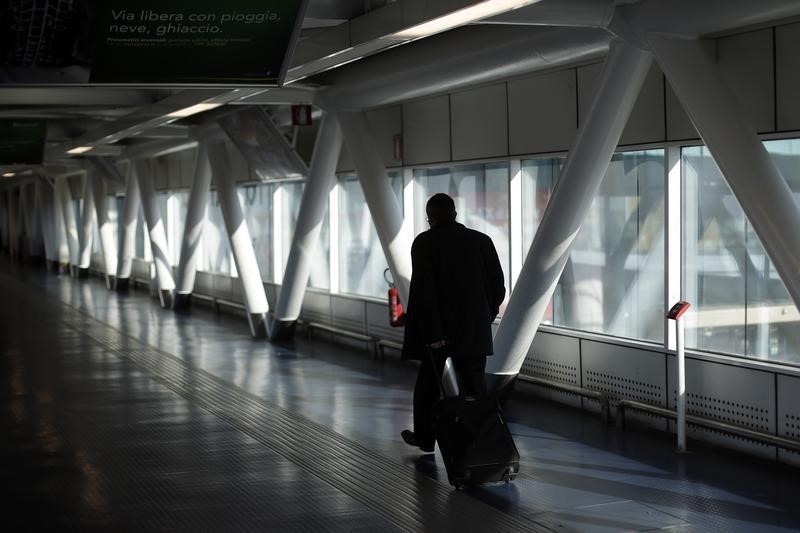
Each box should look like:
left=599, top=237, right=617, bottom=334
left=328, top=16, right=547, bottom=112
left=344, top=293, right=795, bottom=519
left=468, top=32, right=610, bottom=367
left=518, top=374, right=611, bottom=424
left=377, top=339, right=403, bottom=360
left=306, top=321, right=377, bottom=358
left=616, top=399, right=800, bottom=454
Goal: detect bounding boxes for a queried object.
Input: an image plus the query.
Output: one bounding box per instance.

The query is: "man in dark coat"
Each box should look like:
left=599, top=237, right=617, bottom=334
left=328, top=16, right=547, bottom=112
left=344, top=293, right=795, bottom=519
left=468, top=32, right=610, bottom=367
left=400, top=193, right=505, bottom=452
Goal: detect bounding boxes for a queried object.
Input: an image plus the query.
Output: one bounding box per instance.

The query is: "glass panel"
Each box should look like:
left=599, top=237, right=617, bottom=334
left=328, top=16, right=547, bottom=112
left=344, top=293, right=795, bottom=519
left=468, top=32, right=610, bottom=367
left=310, top=203, right=330, bottom=290
left=239, top=183, right=273, bottom=282
left=157, top=193, right=171, bottom=265
left=202, top=190, right=231, bottom=274
left=521, top=150, right=665, bottom=343
left=757, top=140, right=800, bottom=364
left=134, top=209, right=149, bottom=260
left=413, top=163, right=510, bottom=311
left=521, top=158, right=562, bottom=323
left=170, top=191, right=188, bottom=266
left=683, top=141, right=800, bottom=365
left=338, top=172, right=403, bottom=298
left=683, top=146, right=747, bottom=356
left=92, top=213, right=101, bottom=254
left=279, top=181, right=303, bottom=278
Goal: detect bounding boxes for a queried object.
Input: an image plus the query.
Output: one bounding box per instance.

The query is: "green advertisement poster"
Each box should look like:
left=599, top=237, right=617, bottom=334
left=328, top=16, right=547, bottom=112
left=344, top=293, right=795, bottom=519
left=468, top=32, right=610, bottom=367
left=89, top=0, right=306, bottom=85
left=0, top=121, right=46, bottom=165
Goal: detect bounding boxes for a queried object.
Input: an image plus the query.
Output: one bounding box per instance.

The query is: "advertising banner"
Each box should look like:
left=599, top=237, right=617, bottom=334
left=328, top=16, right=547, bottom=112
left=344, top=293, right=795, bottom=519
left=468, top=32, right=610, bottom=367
left=0, top=0, right=306, bottom=86
left=0, top=120, right=46, bottom=165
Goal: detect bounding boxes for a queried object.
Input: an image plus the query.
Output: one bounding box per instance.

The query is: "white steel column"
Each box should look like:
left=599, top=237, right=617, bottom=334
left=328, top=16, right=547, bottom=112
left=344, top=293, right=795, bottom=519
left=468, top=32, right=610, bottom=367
left=35, top=180, right=56, bottom=268
left=8, top=188, right=19, bottom=258
left=78, top=173, right=96, bottom=275
left=271, top=112, right=343, bottom=340
left=207, top=141, right=270, bottom=338
left=18, top=184, right=32, bottom=256
left=486, top=41, right=653, bottom=392
left=52, top=180, right=69, bottom=271
left=28, top=181, right=43, bottom=258
left=56, top=178, right=81, bottom=276
left=0, top=190, right=8, bottom=252
left=173, top=144, right=213, bottom=310
left=648, top=33, right=800, bottom=318
left=135, top=159, right=175, bottom=308
left=90, top=168, right=118, bottom=288
left=338, top=110, right=411, bottom=303
left=117, top=165, right=140, bottom=289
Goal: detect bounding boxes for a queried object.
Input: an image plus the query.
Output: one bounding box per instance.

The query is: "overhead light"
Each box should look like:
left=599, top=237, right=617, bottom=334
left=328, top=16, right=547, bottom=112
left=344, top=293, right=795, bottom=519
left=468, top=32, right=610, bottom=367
left=2, top=172, right=15, bottom=178
left=166, top=102, right=223, bottom=119
left=67, top=146, right=93, bottom=155
left=391, top=0, right=537, bottom=39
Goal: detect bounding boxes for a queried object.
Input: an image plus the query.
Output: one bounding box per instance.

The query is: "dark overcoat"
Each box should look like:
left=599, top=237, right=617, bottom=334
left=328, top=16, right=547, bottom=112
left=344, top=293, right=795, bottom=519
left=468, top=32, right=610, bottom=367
left=401, top=221, right=505, bottom=361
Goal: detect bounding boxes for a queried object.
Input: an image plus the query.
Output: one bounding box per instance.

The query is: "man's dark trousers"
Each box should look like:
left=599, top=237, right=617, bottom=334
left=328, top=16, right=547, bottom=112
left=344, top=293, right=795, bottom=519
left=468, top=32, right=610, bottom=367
left=412, top=351, right=487, bottom=449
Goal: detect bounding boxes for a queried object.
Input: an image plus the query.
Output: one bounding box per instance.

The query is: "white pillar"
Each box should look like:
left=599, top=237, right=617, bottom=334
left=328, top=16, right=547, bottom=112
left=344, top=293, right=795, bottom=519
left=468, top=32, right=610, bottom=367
left=35, top=180, right=56, bottom=267
left=338, top=110, right=411, bottom=303
left=135, top=159, right=175, bottom=308
left=0, top=190, right=8, bottom=252
left=56, top=178, right=81, bottom=276
left=28, top=181, right=44, bottom=258
left=486, top=41, right=653, bottom=392
left=90, top=168, right=118, bottom=288
left=18, top=184, right=32, bottom=257
left=173, top=144, right=213, bottom=310
left=7, top=188, right=19, bottom=258
left=207, top=141, right=270, bottom=338
left=52, top=180, right=69, bottom=271
left=271, top=112, right=343, bottom=340
left=117, top=164, right=140, bottom=289
left=647, top=33, right=800, bottom=317
left=78, top=173, right=96, bottom=275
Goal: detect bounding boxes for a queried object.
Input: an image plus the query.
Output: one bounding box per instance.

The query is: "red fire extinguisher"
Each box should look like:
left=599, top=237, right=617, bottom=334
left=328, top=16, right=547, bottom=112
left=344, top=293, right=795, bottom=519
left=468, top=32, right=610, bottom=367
left=384, top=268, right=405, bottom=327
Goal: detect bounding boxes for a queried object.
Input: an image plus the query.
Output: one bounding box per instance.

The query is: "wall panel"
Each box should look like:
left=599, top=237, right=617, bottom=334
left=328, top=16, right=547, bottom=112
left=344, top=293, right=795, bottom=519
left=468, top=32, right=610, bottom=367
left=302, top=290, right=333, bottom=325
left=402, top=95, right=451, bottom=165
left=581, top=340, right=666, bottom=428
left=522, top=330, right=582, bottom=408
left=716, top=29, right=775, bottom=133
left=450, top=83, right=508, bottom=161
left=776, top=23, right=800, bottom=131
left=508, top=69, right=577, bottom=155
left=665, top=81, right=698, bottom=141
left=667, top=357, right=776, bottom=459
left=777, top=374, right=800, bottom=466
left=365, top=300, right=404, bottom=343
left=331, top=295, right=367, bottom=334
left=619, top=63, right=665, bottom=145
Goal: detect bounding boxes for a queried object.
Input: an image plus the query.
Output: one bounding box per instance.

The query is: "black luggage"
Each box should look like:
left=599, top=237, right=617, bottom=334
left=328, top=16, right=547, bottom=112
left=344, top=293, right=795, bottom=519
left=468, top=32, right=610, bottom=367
left=430, top=353, right=520, bottom=488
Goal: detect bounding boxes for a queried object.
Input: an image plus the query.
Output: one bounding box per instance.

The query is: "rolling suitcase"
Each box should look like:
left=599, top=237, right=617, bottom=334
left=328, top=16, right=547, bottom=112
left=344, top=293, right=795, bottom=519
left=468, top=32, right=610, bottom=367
left=430, top=353, right=520, bottom=489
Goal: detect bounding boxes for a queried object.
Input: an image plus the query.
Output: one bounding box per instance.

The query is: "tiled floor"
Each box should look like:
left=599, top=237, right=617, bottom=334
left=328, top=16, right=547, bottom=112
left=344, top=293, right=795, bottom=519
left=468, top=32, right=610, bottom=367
left=3, top=259, right=800, bottom=531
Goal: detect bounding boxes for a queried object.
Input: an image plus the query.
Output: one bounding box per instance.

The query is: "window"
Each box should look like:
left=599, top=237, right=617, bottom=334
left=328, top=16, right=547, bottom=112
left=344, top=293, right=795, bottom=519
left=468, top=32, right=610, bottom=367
left=91, top=195, right=119, bottom=257
left=134, top=209, right=149, bottom=260
left=278, top=181, right=303, bottom=281
left=310, top=200, right=330, bottom=290
left=239, top=183, right=273, bottom=282
left=338, top=172, right=403, bottom=298
left=169, top=192, right=188, bottom=266
left=522, top=150, right=665, bottom=343
left=202, top=190, right=231, bottom=274
left=414, top=162, right=510, bottom=308
left=683, top=141, right=800, bottom=364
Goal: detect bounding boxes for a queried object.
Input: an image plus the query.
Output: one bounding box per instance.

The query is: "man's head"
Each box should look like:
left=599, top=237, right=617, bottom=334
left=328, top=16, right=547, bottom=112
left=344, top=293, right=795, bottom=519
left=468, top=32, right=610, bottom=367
left=426, top=193, right=457, bottom=227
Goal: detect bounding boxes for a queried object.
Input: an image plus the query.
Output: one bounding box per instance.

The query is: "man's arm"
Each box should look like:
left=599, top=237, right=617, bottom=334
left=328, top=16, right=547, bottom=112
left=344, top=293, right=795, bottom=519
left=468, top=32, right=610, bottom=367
left=410, top=237, right=445, bottom=344
left=483, top=235, right=506, bottom=320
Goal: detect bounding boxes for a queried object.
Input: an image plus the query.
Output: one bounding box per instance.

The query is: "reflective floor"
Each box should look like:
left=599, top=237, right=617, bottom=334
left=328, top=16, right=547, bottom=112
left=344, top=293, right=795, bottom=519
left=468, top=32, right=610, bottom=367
left=3, top=259, right=800, bottom=532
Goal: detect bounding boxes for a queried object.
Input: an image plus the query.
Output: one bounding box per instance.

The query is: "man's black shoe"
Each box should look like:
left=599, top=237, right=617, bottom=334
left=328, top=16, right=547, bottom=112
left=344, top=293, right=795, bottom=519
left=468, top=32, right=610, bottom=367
left=401, top=430, right=435, bottom=453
